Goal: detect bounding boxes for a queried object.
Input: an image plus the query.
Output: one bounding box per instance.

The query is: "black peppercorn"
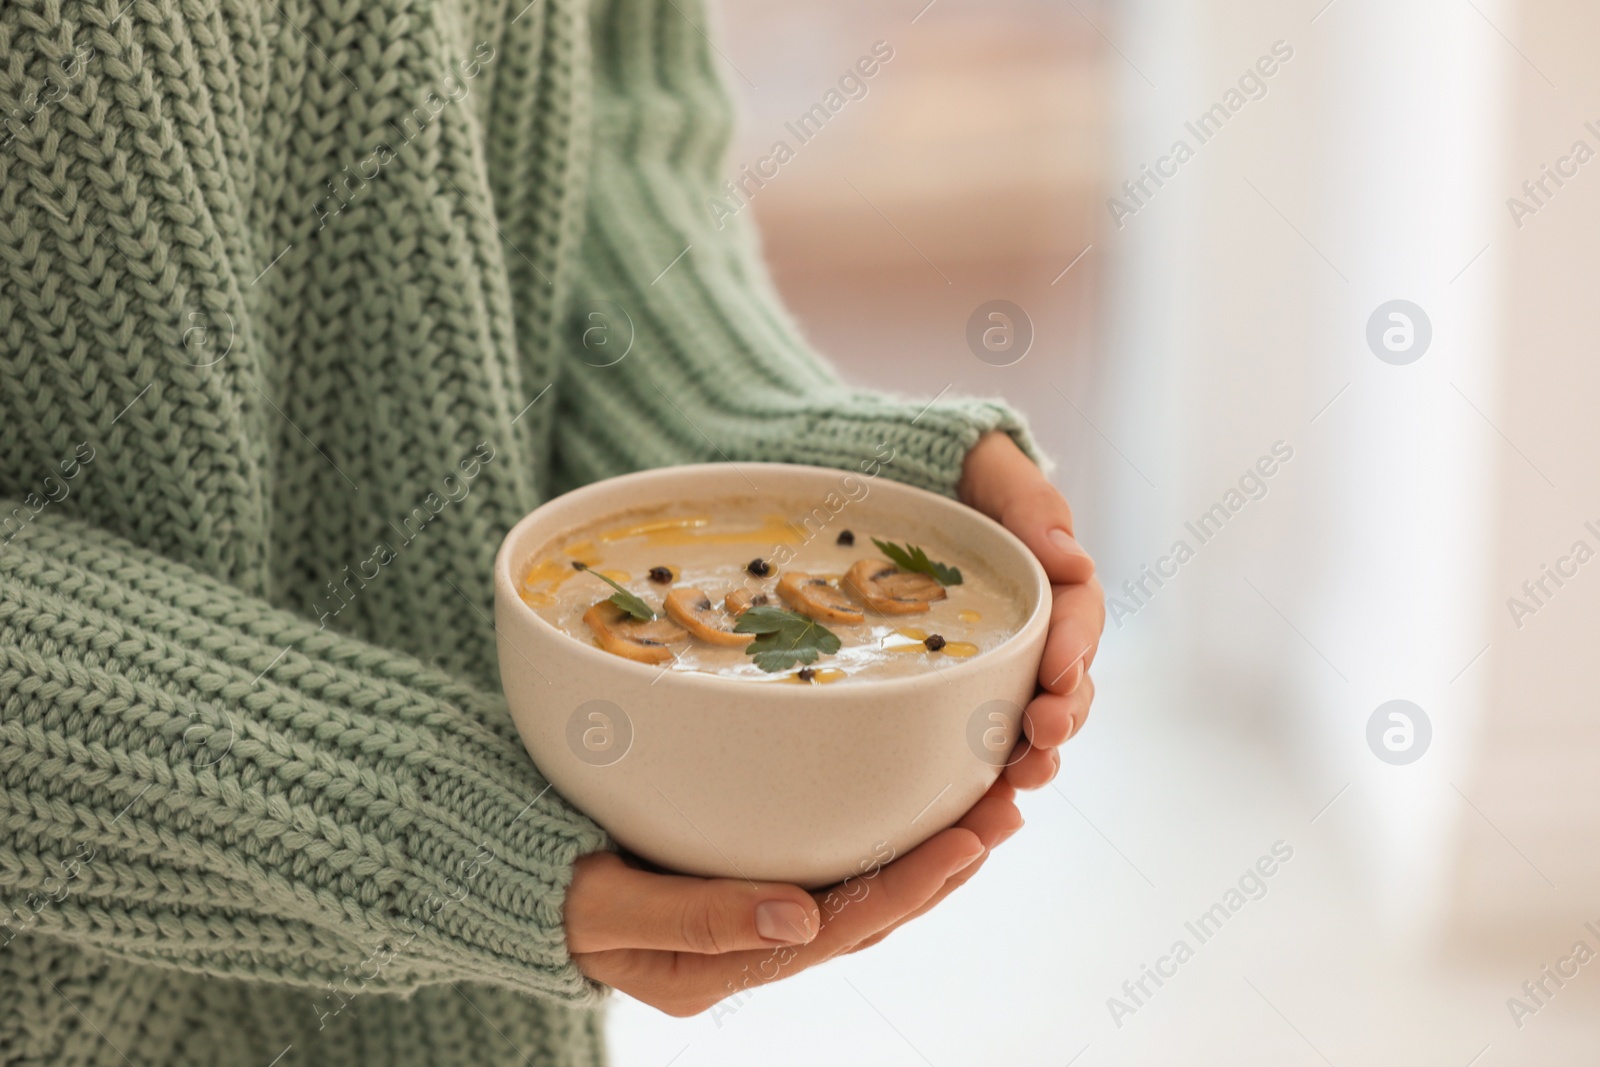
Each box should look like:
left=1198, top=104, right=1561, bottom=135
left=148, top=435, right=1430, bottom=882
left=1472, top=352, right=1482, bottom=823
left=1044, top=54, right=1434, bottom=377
left=648, top=566, right=673, bottom=584
left=797, top=667, right=816, bottom=682
left=747, top=558, right=771, bottom=577
left=836, top=529, right=855, bottom=546
left=924, top=634, right=947, bottom=651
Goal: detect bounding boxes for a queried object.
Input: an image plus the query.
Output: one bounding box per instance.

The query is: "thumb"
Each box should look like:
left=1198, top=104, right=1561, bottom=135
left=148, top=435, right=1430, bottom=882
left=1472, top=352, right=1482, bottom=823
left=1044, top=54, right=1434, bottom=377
left=959, top=432, right=1094, bottom=585
left=565, top=853, right=821, bottom=955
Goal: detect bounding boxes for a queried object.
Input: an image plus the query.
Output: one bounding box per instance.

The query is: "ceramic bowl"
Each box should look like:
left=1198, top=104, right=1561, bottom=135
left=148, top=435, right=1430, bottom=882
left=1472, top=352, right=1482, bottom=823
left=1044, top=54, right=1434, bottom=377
left=492, top=462, right=1051, bottom=887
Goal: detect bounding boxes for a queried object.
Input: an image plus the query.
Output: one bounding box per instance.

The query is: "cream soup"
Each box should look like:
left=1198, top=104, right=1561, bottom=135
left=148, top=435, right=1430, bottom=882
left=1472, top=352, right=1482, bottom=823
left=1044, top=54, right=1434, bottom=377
left=520, top=501, right=1026, bottom=683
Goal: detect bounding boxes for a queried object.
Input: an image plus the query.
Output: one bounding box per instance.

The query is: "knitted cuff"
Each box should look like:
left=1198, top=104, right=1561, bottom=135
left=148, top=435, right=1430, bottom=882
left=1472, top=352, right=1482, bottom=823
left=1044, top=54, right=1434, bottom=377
left=0, top=510, right=607, bottom=1003
left=555, top=0, right=1047, bottom=500
left=723, top=389, right=1046, bottom=498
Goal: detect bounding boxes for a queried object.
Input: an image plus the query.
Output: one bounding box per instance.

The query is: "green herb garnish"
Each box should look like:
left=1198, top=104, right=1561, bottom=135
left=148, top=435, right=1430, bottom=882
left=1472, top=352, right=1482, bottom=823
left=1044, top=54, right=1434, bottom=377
left=572, top=561, right=655, bottom=621
left=733, top=605, right=842, bottom=673
left=871, top=538, right=963, bottom=586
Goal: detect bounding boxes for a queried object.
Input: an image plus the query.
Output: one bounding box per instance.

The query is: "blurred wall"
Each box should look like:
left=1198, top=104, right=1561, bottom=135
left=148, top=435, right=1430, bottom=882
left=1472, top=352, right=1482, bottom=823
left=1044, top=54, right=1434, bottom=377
left=1450, top=0, right=1600, bottom=950
left=712, top=0, right=1578, bottom=959
left=710, top=0, right=1112, bottom=519
left=1102, top=0, right=1505, bottom=942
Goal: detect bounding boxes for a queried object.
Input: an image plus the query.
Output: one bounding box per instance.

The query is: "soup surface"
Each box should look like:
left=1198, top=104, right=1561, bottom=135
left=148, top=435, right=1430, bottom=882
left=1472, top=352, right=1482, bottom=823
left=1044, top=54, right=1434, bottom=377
left=520, top=501, right=1027, bottom=683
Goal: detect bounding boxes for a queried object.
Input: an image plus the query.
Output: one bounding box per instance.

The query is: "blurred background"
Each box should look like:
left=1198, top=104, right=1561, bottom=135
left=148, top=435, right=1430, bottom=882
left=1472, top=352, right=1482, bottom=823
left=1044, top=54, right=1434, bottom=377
left=609, top=0, right=1600, bottom=1062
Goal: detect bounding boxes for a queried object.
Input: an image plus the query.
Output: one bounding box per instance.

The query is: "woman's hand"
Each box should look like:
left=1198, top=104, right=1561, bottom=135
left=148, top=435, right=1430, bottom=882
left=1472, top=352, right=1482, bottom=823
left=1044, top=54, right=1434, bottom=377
left=958, top=431, right=1104, bottom=790
left=566, top=432, right=1097, bottom=1013
left=566, top=778, right=1023, bottom=1015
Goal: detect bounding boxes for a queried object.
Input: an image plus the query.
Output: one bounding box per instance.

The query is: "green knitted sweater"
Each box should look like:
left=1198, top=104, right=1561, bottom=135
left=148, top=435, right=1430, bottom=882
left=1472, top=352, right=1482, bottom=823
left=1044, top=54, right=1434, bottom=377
left=0, top=0, right=1032, bottom=1063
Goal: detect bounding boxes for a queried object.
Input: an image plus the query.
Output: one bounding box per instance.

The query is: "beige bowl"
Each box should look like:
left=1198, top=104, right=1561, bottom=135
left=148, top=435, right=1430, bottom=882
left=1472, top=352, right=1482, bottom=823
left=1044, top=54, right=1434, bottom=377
left=493, top=463, right=1050, bottom=888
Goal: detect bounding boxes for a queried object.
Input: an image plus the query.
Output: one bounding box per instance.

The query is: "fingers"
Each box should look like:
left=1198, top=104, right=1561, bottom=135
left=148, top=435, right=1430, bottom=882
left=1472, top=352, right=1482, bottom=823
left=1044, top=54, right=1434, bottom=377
left=949, top=777, right=1023, bottom=850
left=957, top=433, right=1095, bottom=587
left=850, top=782, right=1023, bottom=952
left=1039, top=579, right=1104, bottom=695
left=570, top=811, right=1001, bottom=1014
left=851, top=851, right=994, bottom=953
left=1001, top=489, right=1095, bottom=587
left=564, top=852, right=821, bottom=955
left=1005, top=741, right=1060, bottom=790
left=607, top=826, right=985, bottom=1000
left=803, top=827, right=985, bottom=958
left=1022, top=678, right=1095, bottom=749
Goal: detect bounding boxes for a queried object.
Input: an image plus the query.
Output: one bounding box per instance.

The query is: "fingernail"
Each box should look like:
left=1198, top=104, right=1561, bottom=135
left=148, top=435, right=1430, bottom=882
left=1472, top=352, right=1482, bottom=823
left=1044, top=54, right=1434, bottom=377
left=1048, top=528, right=1090, bottom=558
left=996, top=817, right=1025, bottom=847
left=1048, top=652, right=1084, bottom=693
left=755, top=901, right=815, bottom=944
left=953, top=848, right=987, bottom=875
left=1060, top=658, right=1084, bottom=694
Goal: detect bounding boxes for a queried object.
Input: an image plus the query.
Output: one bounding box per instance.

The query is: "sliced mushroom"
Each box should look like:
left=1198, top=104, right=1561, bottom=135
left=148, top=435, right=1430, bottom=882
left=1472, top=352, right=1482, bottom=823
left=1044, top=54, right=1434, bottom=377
left=724, top=589, right=771, bottom=616
left=664, top=587, right=754, bottom=646
left=582, top=601, right=689, bottom=664
left=776, top=571, right=865, bottom=624
left=843, top=560, right=947, bottom=615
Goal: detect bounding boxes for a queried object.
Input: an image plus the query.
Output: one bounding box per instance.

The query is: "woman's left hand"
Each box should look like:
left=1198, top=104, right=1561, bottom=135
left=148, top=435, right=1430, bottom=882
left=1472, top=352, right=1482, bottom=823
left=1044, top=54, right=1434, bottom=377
left=958, top=431, right=1104, bottom=790
left=845, top=432, right=1104, bottom=954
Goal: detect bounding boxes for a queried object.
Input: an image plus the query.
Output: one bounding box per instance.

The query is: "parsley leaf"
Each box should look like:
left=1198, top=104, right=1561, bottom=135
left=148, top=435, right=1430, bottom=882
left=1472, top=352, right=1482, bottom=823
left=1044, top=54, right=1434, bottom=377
left=871, top=538, right=964, bottom=586
left=733, top=605, right=842, bottom=673
left=572, top=562, right=655, bottom=621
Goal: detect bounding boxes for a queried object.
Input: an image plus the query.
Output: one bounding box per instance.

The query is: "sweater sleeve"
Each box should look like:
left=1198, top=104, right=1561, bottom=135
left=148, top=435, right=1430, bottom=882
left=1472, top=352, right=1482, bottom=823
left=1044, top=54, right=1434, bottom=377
left=0, top=506, right=607, bottom=1005
left=552, top=0, right=1044, bottom=497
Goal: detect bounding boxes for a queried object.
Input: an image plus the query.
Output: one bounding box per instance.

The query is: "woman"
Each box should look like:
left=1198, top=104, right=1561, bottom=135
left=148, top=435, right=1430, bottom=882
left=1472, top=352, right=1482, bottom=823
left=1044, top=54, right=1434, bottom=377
left=0, top=0, right=1103, bottom=1062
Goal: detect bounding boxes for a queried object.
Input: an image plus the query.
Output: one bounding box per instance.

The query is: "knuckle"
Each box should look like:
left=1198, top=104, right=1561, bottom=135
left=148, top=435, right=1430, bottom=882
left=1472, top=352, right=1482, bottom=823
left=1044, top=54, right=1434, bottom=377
left=1004, top=483, right=1067, bottom=527
left=679, top=891, right=736, bottom=954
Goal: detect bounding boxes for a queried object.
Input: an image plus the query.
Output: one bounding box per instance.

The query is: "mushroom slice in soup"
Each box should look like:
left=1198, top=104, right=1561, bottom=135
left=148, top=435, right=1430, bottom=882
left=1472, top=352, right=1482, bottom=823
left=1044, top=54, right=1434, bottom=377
left=664, top=587, right=754, bottom=646
left=582, top=601, right=689, bottom=663
left=724, top=589, right=771, bottom=616
left=843, top=560, right=947, bottom=615
left=776, top=572, right=865, bottom=624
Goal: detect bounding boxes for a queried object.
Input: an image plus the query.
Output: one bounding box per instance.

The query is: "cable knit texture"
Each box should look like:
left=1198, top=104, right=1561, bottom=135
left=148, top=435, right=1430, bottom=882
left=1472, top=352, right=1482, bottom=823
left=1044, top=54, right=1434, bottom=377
left=0, top=0, right=1037, bottom=1062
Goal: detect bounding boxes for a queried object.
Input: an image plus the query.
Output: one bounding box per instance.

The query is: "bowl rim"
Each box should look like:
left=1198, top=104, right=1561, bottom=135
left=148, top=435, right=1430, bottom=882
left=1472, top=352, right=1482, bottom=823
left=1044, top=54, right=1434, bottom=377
left=493, top=462, right=1053, bottom=694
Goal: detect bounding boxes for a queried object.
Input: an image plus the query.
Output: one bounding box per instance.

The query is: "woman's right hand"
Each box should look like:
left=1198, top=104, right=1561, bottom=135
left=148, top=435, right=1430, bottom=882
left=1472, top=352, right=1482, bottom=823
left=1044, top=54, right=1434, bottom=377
left=563, top=779, right=1023, bottom=1016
